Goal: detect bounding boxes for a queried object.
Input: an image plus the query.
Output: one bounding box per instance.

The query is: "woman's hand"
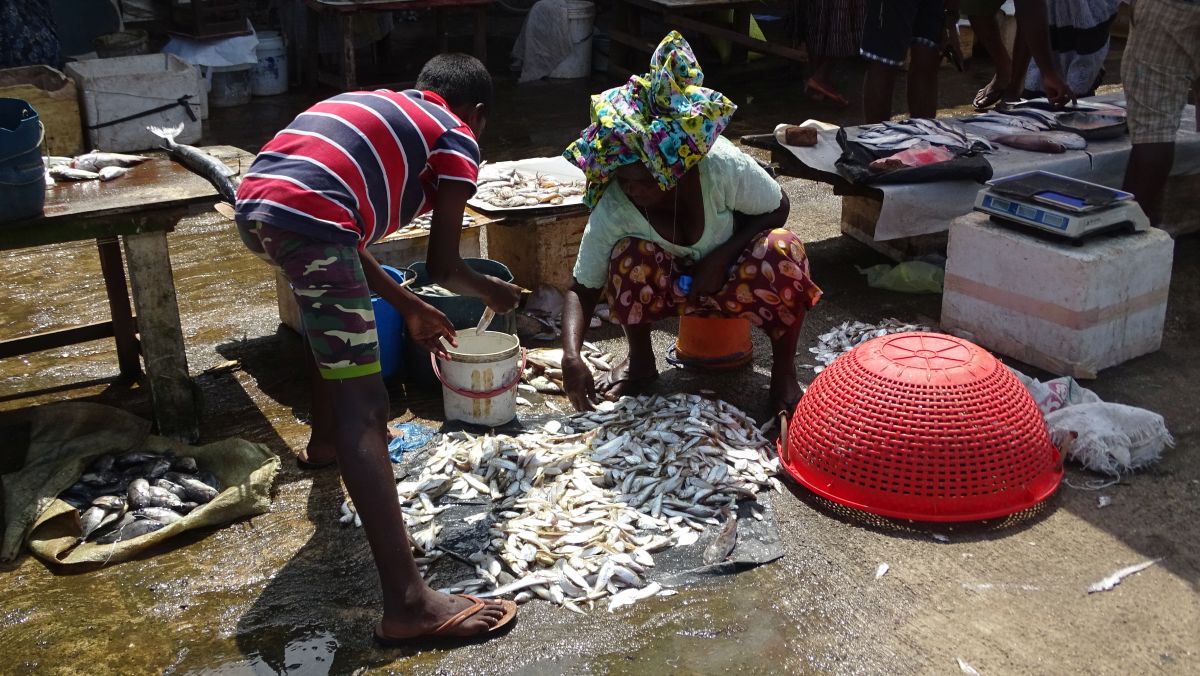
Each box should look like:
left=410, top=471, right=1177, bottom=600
left=404, top=302, right=457, bottom=360
left=562, top=354, right=597, bottom=411
left=687, top=252, right=730, bottom=304
left=483, top=275, right=524, bottom=313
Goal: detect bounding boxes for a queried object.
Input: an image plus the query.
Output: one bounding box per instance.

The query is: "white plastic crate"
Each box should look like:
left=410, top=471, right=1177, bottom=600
left=941, top=211, right=1173, bottom=378
left=65, top=54, right=202, bottom=152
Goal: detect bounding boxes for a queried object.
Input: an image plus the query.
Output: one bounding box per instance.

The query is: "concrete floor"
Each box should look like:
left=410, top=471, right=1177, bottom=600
left=1, top=38, right=1198, bottom=675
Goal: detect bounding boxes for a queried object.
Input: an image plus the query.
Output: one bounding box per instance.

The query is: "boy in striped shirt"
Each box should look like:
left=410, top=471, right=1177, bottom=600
left=235, top=54, right=521, bottom=644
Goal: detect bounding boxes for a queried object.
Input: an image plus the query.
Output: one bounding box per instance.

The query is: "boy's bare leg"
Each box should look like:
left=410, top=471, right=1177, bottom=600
left=332, top=375, right=508, bottom=637
left=303, top=344, right=338, bottom=464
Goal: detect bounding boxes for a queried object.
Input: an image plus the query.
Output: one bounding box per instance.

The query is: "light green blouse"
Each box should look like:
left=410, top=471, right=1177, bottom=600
left=571, top=136, right=784, bottom=289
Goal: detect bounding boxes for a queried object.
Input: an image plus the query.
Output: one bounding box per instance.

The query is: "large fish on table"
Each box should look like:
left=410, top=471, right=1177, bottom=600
left=147, top=124, right=240, bottom=204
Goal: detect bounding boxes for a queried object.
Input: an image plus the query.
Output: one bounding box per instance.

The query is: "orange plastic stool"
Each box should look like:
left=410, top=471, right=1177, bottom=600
left=672, top=316, right=753, bottom=370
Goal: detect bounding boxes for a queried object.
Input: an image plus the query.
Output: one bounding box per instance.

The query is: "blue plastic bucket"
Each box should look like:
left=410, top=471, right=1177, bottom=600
left=405, top=258, right=517, bottom=388
left=372, top=265, right=415, bottom=380
left=0, top=98, right=46, bottom=224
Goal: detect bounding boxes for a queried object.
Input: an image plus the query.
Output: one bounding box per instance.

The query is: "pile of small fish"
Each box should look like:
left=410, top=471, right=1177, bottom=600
left=43, top=151, right=148, bottom=184
left=804, top=318, right=932, bottom=372
left=340, top=394, right=780, bottom=611
left=60, top=450, right=222, bottom=545
left=853, top=118, right=995, bottom=154
left=474, top=168, right=585, bottom=209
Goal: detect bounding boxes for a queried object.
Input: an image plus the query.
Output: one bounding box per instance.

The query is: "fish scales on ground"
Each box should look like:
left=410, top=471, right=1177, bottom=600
left=474, top=167, right=585, bottom=209
left=339, top=394, right=779, bottom=611
left=62, top=452, right=220, bottom=546
left=148, top=124, right=239, bottom=204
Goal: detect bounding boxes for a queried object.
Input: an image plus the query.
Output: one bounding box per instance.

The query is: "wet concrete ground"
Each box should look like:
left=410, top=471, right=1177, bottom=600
left=2, top=37, right=1198, bottom=675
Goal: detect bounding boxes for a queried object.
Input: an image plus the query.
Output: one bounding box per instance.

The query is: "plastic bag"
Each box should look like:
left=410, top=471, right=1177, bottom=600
left=857, top=261, right=945, bottom=294
left=1044, top=403, right=1174, bottom=476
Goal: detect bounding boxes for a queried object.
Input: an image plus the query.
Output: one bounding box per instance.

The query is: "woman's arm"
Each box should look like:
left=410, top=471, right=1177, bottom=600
left=561, top=281, right=603, bottom=411
left=689, top=192, right=790, bottom=301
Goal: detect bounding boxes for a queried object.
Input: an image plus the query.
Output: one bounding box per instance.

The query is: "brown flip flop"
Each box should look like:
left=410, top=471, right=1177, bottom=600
left=373, top=595, right=518, bottom=648
left=295, top=452, right=337, bottom=471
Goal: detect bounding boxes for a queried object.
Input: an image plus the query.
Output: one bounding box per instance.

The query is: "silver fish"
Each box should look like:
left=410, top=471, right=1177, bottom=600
left=702, top=505, right=738, bottom=565
left=48, top=165, right=99, bottom=181
left=98, top=166, right=128, bottom=181
left=72, top=151, right=148, bottom=172
left=148, top=124, right=238, bottom=203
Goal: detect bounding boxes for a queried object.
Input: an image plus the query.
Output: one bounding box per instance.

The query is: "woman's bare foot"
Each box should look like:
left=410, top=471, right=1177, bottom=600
left=597, top=356, right=658, bottom=400
left=377, top=589, right=510, bottom=640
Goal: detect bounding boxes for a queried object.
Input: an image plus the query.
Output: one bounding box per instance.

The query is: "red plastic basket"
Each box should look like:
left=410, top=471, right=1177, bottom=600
left=780, top=332, right=1063, bottom=522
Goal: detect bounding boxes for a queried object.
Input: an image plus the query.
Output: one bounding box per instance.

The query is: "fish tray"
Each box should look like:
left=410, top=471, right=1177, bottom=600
left=780, top=332, right=1063, bottom=522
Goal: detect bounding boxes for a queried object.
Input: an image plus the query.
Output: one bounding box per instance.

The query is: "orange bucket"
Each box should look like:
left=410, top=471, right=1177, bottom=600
left=672, top=316, right=753, bottom=370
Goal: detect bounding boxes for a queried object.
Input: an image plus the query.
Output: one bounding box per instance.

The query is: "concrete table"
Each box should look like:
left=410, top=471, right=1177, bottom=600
left=0, top=145, right=253, bottom=442
left=305, top=0, right=493, bottom=91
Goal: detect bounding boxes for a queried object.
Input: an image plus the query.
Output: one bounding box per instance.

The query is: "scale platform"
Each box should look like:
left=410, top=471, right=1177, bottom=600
left=975, top=171, right=1149, bottom=242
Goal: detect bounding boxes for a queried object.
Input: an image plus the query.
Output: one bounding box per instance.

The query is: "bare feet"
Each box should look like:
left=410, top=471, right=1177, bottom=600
left=377, top=590, right=511, bottom=640
left=597, top=356, right=658, bottom=400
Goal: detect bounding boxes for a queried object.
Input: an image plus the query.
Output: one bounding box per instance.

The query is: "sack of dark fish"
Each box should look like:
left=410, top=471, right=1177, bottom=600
left=63, top=450, right=222, bottom=545
left=1, top=402, right=279, bottom=569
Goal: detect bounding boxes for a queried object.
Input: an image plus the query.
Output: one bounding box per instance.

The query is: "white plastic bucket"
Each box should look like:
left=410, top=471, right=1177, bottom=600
left=209, top=64, right=252, bottom=107
left=549, top=1, right=595, bottom=79
left=432, top=331, right=524, bottom=427
left=252, top=31, right=288, bottom=96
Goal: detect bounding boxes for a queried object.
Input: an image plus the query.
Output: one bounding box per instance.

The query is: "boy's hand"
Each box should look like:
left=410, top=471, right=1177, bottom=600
left=484, top=276, right=524, bottom=313
left=404, top=302, right=457, bottom=360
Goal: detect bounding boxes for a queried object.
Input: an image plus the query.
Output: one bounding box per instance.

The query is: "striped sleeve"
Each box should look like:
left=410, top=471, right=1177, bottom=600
left=428, top=128, right=480, bottom=190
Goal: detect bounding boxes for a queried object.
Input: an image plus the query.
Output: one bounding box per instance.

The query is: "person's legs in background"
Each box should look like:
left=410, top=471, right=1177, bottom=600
left=1121, top=0, right=1200, bottom=225
left=965, top=0, right=1013, bottom=108
left=906, top=0, right=947, bottom=119
left=860, top=0, right=918, bottom=122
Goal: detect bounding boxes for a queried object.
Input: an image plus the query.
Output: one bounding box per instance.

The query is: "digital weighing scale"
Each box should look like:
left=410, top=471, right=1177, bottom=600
left=974, top=171, right=1149, bottom=241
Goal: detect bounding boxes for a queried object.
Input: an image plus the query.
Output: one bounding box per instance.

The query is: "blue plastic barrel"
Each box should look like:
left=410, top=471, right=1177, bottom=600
left=372, top=265, right=414, bottom=380
left=0, top=98, right=46, bottom=224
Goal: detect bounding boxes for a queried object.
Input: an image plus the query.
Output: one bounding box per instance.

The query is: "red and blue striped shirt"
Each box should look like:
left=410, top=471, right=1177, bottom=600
left=236, top=89, right=479, bottom=249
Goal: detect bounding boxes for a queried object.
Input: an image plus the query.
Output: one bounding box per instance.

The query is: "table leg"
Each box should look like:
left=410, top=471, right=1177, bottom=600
left=339, top=12, right=357, bottom=91
left=96, top=237, right=141, bottom=380
left=474, top=6, right=487, bottom=63
left=732, top=7, right=751, bottom=64
left=123, top=231, right=199, bottom=442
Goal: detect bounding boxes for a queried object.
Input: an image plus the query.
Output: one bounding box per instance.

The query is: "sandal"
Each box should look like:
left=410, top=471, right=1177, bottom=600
left=296, top=452, right=337, bottom=470
left=373, top=595, right=518, bottom=648
left=805, top=78, right=850, bottom=107
left=973, top=84, right=1006, bottom=110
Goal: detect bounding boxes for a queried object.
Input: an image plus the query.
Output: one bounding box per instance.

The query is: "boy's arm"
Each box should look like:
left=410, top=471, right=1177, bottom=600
left=360, top=248, right=456, bottom=357
left=425, top=180, right=523, bottom=313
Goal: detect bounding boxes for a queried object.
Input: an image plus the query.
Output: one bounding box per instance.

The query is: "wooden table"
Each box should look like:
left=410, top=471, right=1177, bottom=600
left=483, top=204, right=591, bottom=292
left=609, top=0, right=806, bottom=74
left=305, top=0, right=493, bottom=91
left=0, top=145, right=253, bottom=442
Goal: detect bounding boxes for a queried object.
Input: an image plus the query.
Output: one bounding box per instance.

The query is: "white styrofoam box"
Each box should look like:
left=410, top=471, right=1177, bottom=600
left=941, top=211, right=1173, bottom=379
left=65, top=54, right=202, bottom=152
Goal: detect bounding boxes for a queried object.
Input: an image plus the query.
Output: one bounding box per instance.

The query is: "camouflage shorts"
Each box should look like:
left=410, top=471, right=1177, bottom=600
left=238, top=221, right=380, bottom=380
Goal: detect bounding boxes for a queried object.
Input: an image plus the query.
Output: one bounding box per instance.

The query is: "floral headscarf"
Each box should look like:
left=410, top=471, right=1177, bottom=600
left=563, top=31, right=737, bottom=208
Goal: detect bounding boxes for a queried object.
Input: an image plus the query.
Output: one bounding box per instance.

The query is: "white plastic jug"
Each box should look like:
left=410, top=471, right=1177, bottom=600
left=252, top=31, right=288, bottom=96
left=432, top=331, right=524, bottom=427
